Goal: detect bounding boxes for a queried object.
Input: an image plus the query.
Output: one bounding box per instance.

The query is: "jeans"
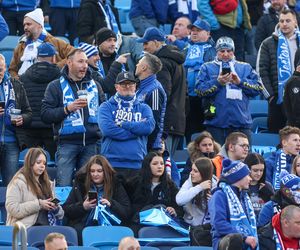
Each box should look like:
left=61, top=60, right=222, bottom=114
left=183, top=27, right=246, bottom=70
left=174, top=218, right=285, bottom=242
left=2, top=10, right=27, bottom=35
left=56, top=143, right=98, bottom=186
left=206, top=126, right=252, bottom=146
left=130, top=16, right=158, bottom=37
left=0, top=142, right=19, bottom=186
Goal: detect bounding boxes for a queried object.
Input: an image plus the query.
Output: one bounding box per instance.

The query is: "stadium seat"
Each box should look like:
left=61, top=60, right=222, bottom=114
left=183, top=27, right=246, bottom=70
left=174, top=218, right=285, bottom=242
left=82, top=226, right=134, bottom=250
left=114, top=0, right=131, bottom=10
left=55, top=186, right=72, bottom=204
left=172, top=247, right=213, bottom=250
left=111, top=247, right=159, bottom=250
left=0, top=187, right=7, bottom=225
left=0, top=225, right=13, bottom=246
left=68, top=247, right=99, bottom=250
left=27, top=226, right=78, bottom=249
left=0, top=35, right=20, bottom=67
left=145, top=241, right=187, bottom=250
left=0, top=49, right=14, bottom=67
left=251, top=117, right=268, bottom=133
left=251, top=132, right=279, bottom=156
left=173, top=150, right=189, bottom=168
left=249, top=100, right=268, bottom=118
left=0, top=247, right=39, bottom=250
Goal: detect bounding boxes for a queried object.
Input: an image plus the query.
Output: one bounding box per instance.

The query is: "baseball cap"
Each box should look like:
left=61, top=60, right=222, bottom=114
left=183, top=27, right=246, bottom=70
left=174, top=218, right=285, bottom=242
left=115, top=71, right=137, bottom=84
left=37, top=42, right=57, bottom=57
left=136, top=27, right=166, bottom=43
left=188, top=19, right=211, bottom=31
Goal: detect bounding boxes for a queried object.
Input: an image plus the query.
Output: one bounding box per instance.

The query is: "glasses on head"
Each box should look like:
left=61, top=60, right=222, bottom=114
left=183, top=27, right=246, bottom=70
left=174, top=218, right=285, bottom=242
left=236, top=144, right=250, bottom=150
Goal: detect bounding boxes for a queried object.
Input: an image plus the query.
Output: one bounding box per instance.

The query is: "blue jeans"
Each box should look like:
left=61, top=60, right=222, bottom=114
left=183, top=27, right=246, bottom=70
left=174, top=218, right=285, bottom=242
left=56, top=143, right=98, bottom=186
left=206, top=126, right=252, bottom=146
left=130, top=16, right=158, bottom=37
left=0, top=142, right=19, bottom=186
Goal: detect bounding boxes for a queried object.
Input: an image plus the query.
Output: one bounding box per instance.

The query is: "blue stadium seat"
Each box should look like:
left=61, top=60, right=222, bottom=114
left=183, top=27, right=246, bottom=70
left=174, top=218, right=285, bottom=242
left=249, top=100, right=268, bottom=118
left=173, top=150, right=189, bottom=168
left=114, top=0, right=131, bottom=10
left=0, top=187, right=7, bottom=225
left=68, top=247, right=99, bottom=250
left=55, top=186, right=72, bottom=204
left=0, top=247, right=39, bottom=250
left=0, top=49, right=14, bottom=67
left=251, top=132, right=279, bottom=156
left=0, top=225, right=13, bottom=246
left=172, top=247, right=213, bottom=250
left=111, top=247, right=160, bottom=250
left=0, top=35, right=20, bottom=49
left=27, top=226, right=78, bottom=249
left=251, top=117, right=268, bottom=133
left=82, top=226, right=134, bottom=250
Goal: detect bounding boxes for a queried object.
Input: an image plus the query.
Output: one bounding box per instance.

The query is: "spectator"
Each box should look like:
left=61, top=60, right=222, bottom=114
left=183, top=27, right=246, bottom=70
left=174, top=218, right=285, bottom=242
left=45, top=232, right=68, bottom=250
left=6, top=148, right=64, bottom=228
left=77, top=0, right=120, bottom=44
left=97, top=71, right=155, bottom=179
left=212, top=132, right=250, bottom=179
left=78, top=42, right=127, bottom=97
left=258, top=9, right=300, bottom=133
left=137, top=27, right=187, bottom=156
left=176, top=157, right=216, bottom=227
left=126, top=152, right=183, bottom=232
left=257, top=170, right=300, bottom=227
left=291, top=155, right=300, bottom=176
left=258, top=205, right=300, bottom=250
left=63, top=155, right=131, bottom=244
left=0, top=14, right=9, bottom=42
left=283, top=62, right=300, bottom=128
left=196, top=36, right=263, bottom=145
left=9, top=8, right=74, bottom=79
left=20, top=42, right=60, bottom=159
left=184, top=19, right=216, bottom=144
left=265, top=126, right=300, bottom=190
left=166, top=16, right=191, bottom=50
left=197, top=0, right=252, bottom=61
left=169, top=0, right=200, bottom=23
left=118, top=237, right=140, bottom=250
left=181, top=131, right=221, bottom=184
left=0, top=0, right=38, bottom=36
left=41, top=49, right=104, bottom=186
left=244, top=153, right=274, bottom=218
left=0, top=54, right=32, bottom=186
left=49, top=0, right=80, bottom=45
left=135, top=53, right=167, bottom=151
left=209, top=159, right=258, bottom=250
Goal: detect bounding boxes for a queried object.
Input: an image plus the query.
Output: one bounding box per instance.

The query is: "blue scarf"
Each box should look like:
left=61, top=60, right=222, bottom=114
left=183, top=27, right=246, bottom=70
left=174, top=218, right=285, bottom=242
left=184, top=43, right=212, bottom=69
left=97, top=60, right=105, bottom=78
left=219, top=182, right=258, bottom=250
left=273, top=149, right=287, bottom=191
left=59, top=76, right=99, bottom=135
left=98, top=0, right=120, bottom=35
left=277, top=29, right=300, bottom=104
left=1, top=73, right=16, bottom=126
left=113, top=93, right=137, bottom=123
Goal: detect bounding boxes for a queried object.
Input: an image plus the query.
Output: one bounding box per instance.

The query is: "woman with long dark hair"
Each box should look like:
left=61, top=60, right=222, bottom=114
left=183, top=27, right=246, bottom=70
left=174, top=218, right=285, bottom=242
left=176, top=157, right=216, bottom=226
left=6, top=148, right=64, bottom=228
left=244, top=153, right=274, bottom=218
left=63, top=155, right=131, bottom=243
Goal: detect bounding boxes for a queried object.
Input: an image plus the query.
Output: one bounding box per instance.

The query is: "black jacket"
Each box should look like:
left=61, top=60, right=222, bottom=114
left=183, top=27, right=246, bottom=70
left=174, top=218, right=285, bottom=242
left=284, top=70, right=300, bottom=127
left=41, top=66, right=105, bottom=145
left=155, top=45, right=187, bottom=136
left=20, top=62, right=61, bottom=129
left=77, top=0, right=120, bottom=43
left=246, top=0, right=264, bottom=26
left=258, top=222, right=276, bottom=250
left=63, top=173, right=131, bottom=233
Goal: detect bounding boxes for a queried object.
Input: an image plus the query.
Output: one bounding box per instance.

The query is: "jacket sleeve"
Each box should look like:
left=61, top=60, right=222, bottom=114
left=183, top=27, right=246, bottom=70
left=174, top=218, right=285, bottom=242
left=254, top=17, right=267, bottom=51
left=197, top=0, right=220, bottom=30
left=265, top=156, right=274, bottom=184
left=102, top=61, right=122, bottom=96
left=5, top=180, right=40, bottom=220
left=52, top=38, right=74, bottom=69
left=0, top=14, right=9, bottom=42
left=97, top=102, right=138, bottom=140
left=121, top=104, right=155, bottom=136
left=9, top=44, right=24, bottom=79
left=41, top=81, right=67, bottom=124
left=283, top=79, right=293, bottom=124
left=176, top=178, right=204, bottom=206
left=62, top=185, right=88, bottom=220
left=258, top=40, right=274, bottom=97
left=257, top=200, right=273, bottom=227
left=157, top=61, right=172, bottom=99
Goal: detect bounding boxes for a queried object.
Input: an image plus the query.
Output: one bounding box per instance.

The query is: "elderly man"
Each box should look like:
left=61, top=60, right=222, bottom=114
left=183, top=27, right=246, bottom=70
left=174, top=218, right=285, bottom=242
left=196, top=36, right=262, bottom=145
left=9, top=8, right=74, bottom=78
left=41, top=49, right=105, bottom=186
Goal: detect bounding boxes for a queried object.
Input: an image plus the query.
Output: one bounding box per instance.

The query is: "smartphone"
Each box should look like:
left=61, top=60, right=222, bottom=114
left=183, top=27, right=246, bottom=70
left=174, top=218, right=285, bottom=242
left=88, top=191, right=98, bottom=202
left=50, top=198, right=61, bottom=205
left=222, top=68, right=231, bottom=75
left=0, top=101, right=5, bottom=109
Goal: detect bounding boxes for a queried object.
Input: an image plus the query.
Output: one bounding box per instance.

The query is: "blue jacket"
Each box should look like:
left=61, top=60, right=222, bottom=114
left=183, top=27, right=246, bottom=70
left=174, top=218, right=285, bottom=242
left=257, top=200, right=274, bottom=228
left=184, top=38, right=216, bottom=96
left=209, top=184, right=252, bottom=250
left=98, top=95, right=155, bottom=169
left=196, top=60, right=262, bottom=128
left=265, top=150, right=294, bottom=185
left=136, top=75, right=167, bottom=150
left=50, top=0, right=81, bottom=8
left=0, top=14, right=9, bottom=42
left=0, top=0, right=38, bottom=11
left=129, top=0, right=169, bottom=24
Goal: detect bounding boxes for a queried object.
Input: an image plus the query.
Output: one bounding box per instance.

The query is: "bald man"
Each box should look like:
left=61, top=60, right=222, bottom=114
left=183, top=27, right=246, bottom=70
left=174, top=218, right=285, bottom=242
left=118, top=237, right=140, bottom=250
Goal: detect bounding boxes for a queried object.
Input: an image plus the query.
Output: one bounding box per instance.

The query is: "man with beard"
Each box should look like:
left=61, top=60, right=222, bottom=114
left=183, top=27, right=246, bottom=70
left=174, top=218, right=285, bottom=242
left=9, top=8, right=74, bottom=79
left=41, top=49, right=105, bottom=186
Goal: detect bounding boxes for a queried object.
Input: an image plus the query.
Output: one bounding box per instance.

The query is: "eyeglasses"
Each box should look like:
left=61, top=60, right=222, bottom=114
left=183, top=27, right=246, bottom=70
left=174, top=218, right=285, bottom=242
left=236, top=144, right=250, bottom=150
left=119, top=82, right=136, bottom=88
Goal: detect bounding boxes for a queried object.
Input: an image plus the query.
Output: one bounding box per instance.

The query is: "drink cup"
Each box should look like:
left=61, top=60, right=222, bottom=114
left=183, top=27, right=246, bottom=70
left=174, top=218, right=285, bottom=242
left=10, top=108, right=21, bottom=124
left=77, top=90, right=87, bottom=100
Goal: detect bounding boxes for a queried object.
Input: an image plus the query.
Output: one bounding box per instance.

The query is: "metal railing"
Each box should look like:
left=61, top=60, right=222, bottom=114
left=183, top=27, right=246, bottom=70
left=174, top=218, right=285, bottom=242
left=13, top=221, right=27, bottom=250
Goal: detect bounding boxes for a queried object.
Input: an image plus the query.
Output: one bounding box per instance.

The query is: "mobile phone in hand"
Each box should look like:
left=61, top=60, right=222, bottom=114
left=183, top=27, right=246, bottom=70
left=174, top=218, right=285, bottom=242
left=50, top=198, right=61, bottom=205
left=0, top=101, right=5, bottom=109
left=222, top=68, right=231, bottom=75
left=88, top=191, right=98, bottom=202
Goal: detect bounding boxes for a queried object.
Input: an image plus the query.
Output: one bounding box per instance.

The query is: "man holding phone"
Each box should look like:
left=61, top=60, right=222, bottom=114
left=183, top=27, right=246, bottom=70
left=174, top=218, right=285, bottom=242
left=196, top=36, right=263, bottom=145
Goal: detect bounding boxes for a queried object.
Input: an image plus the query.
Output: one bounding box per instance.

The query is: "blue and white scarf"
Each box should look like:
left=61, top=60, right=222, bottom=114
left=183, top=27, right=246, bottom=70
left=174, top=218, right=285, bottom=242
left=277, top=29, right=300, bottom=104
left=273, top=149, right=287, bottom=190
left=184, top=43, right=212, bottom=69
left=59, top=76, right=99, bottom=135
left=1, top=73, right=16, bottom=126
left=98, top=0, right=120, bottom=35
left=177, top=0, right=199, bottom=22
left=113, top=93, right=137, bottom=123
left=219, top=182, right=258, bottom=250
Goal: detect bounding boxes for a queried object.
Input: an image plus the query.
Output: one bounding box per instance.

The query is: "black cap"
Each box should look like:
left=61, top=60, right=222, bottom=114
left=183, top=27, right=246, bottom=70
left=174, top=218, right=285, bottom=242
left=96, top=27, right=117, bottom=45
left=115, top=71, right=137, bottom=84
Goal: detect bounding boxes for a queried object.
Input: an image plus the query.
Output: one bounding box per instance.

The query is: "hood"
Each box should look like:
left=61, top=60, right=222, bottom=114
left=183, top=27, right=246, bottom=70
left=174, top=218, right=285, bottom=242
left=22, top=62, right=61, bottom=84
left=218, top=145, right=229, bottom=158
left=155, top=45, right=185, bottom=64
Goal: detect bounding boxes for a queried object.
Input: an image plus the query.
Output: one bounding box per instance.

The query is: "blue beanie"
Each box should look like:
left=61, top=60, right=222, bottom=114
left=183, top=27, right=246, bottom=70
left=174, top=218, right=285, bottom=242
left=222, top=159, right=250, bottom=184
left=280, top=170, right=300, bottom=191
left=78, top=42, right=98, bottom=58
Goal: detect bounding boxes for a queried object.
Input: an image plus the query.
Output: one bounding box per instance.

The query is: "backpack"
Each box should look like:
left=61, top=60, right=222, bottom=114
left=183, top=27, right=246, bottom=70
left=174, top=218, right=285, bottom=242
left=210, top=0, right=238, bottom=15
left=190, top=223, right=212, bottom=246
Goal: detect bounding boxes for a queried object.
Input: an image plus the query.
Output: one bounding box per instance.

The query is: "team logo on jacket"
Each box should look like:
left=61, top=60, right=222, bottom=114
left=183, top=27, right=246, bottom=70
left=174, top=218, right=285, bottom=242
left=292, top=87, right=299, bottom=94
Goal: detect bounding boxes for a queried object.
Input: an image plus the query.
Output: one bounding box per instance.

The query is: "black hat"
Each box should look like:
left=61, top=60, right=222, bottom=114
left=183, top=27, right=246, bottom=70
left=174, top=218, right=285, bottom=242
left=115, top=71, right=137, bottom=84
left=96, top=27, right=117, bottom=45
